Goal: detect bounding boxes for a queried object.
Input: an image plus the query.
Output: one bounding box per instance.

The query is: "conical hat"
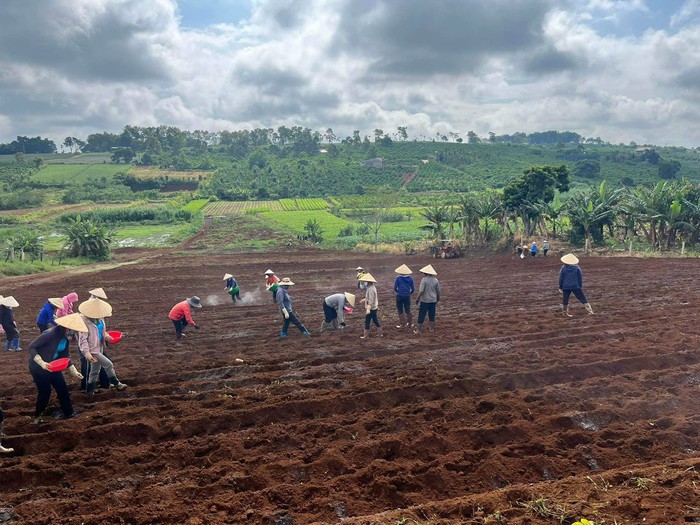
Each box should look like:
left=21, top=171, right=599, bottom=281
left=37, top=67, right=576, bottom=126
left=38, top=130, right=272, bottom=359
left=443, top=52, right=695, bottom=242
left=78, top=298, right=113, bottom=318
left=395, top=264, right=412, bottom=275
left=344, top=292, right=356, bottom=307
left=278, top=277, right=295, bottom=286
left=264, top=269, right=275, bottom=275
left=49, top=297, right=63, bottom=309
left=419, top=264, right=437, bottom=276
left=356, top=266, right=364, bottom=271
left=359, top=273, right=376, bottom=283
left=89, top=287, right=108, bottom=300
left=561, top=253, right=579, bottom=265
left=56, top=313, right=88, bottom=332
left=223, top=273, right=233, bottom=280
left=0, top=296, right=19, bottom=308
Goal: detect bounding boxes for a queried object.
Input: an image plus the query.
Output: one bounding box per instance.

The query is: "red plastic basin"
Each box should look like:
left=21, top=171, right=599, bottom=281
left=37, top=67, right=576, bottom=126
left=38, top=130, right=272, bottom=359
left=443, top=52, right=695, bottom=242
left=107, top=331, right=123, bottom=344
left=47, top=357, right=71, bottom=372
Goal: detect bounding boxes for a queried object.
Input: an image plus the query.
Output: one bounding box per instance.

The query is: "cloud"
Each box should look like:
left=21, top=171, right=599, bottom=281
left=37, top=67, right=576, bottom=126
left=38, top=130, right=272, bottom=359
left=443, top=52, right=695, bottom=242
left=671, top=0, right=700, bottom=27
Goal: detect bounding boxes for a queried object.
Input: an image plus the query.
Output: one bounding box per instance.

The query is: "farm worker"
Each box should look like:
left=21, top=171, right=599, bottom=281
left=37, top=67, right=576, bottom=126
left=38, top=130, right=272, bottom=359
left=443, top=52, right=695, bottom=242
left=359, top=273, right=383, bottom=339
left=530, top=242, right=538, bottom=258
left=393, top=264, right=415, bottom=329
left=28, top=313, right=87, bottom=424
left=168, top=296, right=202, bottom=341
left=89, top=287, right=108, bottom=300
left=320, top=292, right=355, bottom=332
left=83, top=287, right=112, bottom=391
left=0, top=296, right=21, bottom=352
left=559, top=254, right=594, bottom=317
left=356, top=266, right=368, bottom=290
left=275, top=278, right=311, bottom=337
left=265, top=269, right=280, bottom=303
left=542, top=240, right=550, bottom=257
left=78, top=298, right=126, bottom=394
left=516, top=245, right=523, bottom=257
left=224, top=273, right=241, bottom=304
left=0, top=405, right=13, bottom=454
left=36, top=297, right=63, bottom=333
left=56, top=292, right=79, bottom=318
left=415, top=265, right=440, bottom=334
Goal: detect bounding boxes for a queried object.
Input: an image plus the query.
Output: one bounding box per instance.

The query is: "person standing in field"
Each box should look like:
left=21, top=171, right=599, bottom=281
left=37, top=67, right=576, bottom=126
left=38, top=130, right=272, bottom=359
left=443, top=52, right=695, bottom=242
left=224, top=273, right=241, bottom=304
left=530, top=242, right=538, bottom=258
left=168, top=296, right=202, bottom=340
left=275, top=278, right=311, bottom=337
left=359, top=273, right=382, bottom=339
left=265, top=269, right=280, bottom=303
left=83, top=287, right=112, bottom=391
left=56, top=292, right=79, bottom=318
left=559, top=253, right=595, bottom=317
left=36, top=297, right=63, bottom=333
left=542, top=240, right=550, bottom=257
left=415, top=265, right=440, bottom=334
left=320, top=292, right=355, bottom=332
left=393, top=264, right=415, bottom=329
left=0, top=296, right=21, bottom=352
left=356, top=266, right=368, bottom=290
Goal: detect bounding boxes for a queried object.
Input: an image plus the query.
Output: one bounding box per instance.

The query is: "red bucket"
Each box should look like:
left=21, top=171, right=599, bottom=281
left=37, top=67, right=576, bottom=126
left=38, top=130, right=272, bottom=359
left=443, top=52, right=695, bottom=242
left=107, top=331, right=123, bottom=344
left=47, top=357, right=71, bottom=372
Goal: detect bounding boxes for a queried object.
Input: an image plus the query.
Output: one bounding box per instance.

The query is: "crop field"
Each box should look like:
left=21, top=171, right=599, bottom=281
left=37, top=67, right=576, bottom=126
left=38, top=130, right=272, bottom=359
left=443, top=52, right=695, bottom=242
left=33, top=164, right=128, bottom=184
left=263, top=210, right=354, bottom=238
left=279, top=198, right=329, bottom=211
left=128, top=167, right=212, bottom=180
left=182, top=199, right=209, bottom=213
left=203, top=200, right=284, bottom=214
left=0, top=251, right=697, bottom=524
left=53, top=153, right=114, bottom=164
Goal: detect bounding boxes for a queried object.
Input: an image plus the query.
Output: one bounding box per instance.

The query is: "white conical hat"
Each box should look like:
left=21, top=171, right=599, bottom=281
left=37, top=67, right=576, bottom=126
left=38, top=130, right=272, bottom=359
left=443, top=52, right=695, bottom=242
left=356, top=266, right=364, bottom=271
left=264, top=269, right=275, bottom=275
left=358, top=273, right=376, bottom=283
left=56, top=313, right=88, bottom=332
left=344, top=292, right=356, bottom=307
left=395, top=264, right=412, bottom=275
left=0, top=296, right=19, bottom=307
left=419, top=264, right=437, bottom=276
left=89, top=287, right=108, bottom=300
left=223, top=273, right=233, bottom=280
left=561, top=253, right=579, bottom=265
left=49, top=297, right=63, bottom=309
left=78, top=298, right=113, bottom=318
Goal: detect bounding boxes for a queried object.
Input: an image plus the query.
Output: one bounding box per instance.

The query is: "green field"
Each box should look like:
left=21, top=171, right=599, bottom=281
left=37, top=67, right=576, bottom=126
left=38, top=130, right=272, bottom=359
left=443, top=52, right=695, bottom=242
left=280, top=198, right=329, bottom=211
left=34, top=163, right=129, bottom=184
left=262, top=210, right=354, bottom=238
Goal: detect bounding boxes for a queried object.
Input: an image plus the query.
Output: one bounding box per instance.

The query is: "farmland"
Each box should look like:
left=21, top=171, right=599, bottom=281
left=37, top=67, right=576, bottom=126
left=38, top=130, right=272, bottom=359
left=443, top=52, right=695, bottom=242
left=204, top=200, right=284, bottom=214
left=263, top=210, right=355, bottom=238
left=280, top=197, right=329, bottom=211
left=33, top=163, right=129, bottom=184
left=128, top=166, right=212, bottom=180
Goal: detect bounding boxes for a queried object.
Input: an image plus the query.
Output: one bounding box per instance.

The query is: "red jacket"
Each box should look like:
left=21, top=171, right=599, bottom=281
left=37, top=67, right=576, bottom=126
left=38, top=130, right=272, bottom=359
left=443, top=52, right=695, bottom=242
left=169, top=301, right=195, bottom=325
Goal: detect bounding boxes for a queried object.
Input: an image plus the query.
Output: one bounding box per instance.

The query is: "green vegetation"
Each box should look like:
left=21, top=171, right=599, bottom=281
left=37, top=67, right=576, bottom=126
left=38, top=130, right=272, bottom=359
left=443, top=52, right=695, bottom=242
left=62, top=215, right=113, bottom=260
left=33, top=164, right=128, bottom=184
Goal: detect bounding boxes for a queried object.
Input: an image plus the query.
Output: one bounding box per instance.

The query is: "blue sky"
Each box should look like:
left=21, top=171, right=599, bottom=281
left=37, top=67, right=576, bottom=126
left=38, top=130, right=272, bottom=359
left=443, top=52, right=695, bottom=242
left=177, top=0, right=252, bottom=28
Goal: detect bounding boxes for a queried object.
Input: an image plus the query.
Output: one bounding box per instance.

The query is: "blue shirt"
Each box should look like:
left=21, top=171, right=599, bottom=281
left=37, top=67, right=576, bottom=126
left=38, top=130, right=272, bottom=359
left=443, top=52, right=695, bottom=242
left=37, top=302, right=56, bottom=326
left=394, top=275, right=415, bottom=297
left=559, top=264, right=583, bottom=290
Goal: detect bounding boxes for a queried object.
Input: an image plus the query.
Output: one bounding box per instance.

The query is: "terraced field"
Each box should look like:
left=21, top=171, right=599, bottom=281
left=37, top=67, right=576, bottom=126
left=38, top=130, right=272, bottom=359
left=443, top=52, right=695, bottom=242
left=0, top=252, right=698, bottom=524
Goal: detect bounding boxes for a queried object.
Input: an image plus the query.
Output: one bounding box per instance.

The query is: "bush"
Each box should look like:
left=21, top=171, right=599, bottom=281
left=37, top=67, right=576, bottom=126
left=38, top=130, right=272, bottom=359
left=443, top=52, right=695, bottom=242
left=57, top=207, right=193, bottom=224
left=62, top=215, right=113, bottom=260
left=0, top=189, right=45, bottom=210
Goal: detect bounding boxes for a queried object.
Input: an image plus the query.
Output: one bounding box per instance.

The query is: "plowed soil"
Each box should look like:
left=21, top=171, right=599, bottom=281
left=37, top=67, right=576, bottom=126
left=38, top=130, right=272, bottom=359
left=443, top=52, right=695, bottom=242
left=0, top=250, right=698, bottom=524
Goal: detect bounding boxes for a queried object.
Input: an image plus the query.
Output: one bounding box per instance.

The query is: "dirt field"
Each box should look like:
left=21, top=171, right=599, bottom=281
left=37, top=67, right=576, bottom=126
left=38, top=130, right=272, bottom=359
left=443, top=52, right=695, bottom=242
left=0, top=250, right=698, bottom=524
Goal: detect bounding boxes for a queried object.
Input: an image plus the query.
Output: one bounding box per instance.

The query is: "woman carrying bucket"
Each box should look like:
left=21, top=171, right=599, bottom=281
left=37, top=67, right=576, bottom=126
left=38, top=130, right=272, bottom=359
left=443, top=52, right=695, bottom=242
left=78, top=298, right=126, bottom=394
left=415, top=264, right=440, bottom=334
left=83, top=288, right=113, bottom=391
left=28, top=313, right=87, bottom=424
left=224, top=274, right=241, bottom=304
left=320, top=292, right=355, bottom=332
left=359, top=273, right=383, bottom=339
left=393, top=264, right=415, bottom=329
left=36, top=297, right=63, bottom=333
left=559, top=254, right=595, bottom=317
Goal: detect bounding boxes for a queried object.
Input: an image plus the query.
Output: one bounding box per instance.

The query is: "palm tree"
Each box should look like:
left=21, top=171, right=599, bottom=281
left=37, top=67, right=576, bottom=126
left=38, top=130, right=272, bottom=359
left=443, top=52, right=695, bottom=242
left=565, top=181, right=620, bottom=254
left=63, top=215, right=113, bottom=260
left=420, top=205, right=452, bottom=240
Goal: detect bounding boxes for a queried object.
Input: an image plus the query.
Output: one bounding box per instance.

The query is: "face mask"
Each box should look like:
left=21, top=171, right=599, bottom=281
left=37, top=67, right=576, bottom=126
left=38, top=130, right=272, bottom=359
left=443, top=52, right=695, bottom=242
left=67, top=330, right=75, bottom=337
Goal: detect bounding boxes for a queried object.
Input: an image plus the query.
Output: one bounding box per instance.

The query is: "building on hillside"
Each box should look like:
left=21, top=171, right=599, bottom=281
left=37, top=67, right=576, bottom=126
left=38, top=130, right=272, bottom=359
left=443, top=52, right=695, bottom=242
left=362, top=157, right=384, bottom=168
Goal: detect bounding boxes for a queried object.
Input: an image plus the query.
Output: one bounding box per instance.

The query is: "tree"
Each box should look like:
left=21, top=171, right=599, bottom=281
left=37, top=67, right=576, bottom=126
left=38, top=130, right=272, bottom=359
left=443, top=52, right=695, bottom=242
left=63, top=215, right=113, bottom=260
left=304, top=218, right=324, bottom=243
left=573, top=159, right=601, bottom=179
left=566, top=181, right=621, bottom=254
left=324, top=128, right=336, bottom=144
left=357, top=190, right=400, bottom=250
left=658, top=160, right=681, bottom=180
left=640, top=149, right=660, bottom=164
left=62, top=136, right=85, bottom=153
left=111, top=147, right=136, bottom=164
left=420, top=205, right=452, bottom=240
left=397, top=126, right=408, bottom=141
left=373, top=129, right=384, bottom=142
left=467, top=131, right=481, bottom=144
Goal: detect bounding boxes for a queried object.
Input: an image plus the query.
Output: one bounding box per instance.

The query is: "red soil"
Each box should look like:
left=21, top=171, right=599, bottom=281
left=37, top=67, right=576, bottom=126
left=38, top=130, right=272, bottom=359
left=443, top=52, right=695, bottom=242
left=0, top=251, right=698, bottom=524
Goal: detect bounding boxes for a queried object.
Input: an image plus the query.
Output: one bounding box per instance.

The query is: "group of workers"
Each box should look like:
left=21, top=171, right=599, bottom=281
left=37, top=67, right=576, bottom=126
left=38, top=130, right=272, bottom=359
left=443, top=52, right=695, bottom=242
left=517, top=240, right=550, bottom=258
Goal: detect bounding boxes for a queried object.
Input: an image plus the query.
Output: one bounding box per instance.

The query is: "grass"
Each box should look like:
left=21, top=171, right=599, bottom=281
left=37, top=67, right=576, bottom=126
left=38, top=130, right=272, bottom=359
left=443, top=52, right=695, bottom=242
left=262, top=210, right=354, bottom=239
left=203, top=200, right=284, bottom=214
left=34, top=164, right=128, bottom=184
left=128, top=166, right=212, bottom=180
left=112, top=222, right=196, bottom=248
left=182, top=199, right=209, bottom=212
left=0, top=257, right=96, bottom=278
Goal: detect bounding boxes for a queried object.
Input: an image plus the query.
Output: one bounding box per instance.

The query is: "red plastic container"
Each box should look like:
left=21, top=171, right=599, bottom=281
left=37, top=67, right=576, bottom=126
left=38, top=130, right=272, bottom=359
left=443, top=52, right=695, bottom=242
left=47, top=357, right=71, bottom=372
left=107, top=331, right=123, bottom=344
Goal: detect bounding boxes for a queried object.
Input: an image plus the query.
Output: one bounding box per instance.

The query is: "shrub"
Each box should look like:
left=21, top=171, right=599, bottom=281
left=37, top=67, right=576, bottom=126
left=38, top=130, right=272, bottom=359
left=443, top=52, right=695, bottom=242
left=62, top=214, right=113, bottom=260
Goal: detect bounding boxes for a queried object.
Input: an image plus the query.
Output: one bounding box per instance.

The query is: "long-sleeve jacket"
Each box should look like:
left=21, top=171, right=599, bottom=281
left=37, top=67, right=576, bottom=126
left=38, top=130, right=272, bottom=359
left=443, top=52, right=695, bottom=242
left=56, top=292, right=78, bottom=318
left=169, top=301, right=196, bottom=325
left=78, top=316, right=108, bottom=356
left=225, top=277, right=238, bottom=290
left=276, top=287, right=293, bottom=314
left=365, top=284, right=378, bottom=311
left=36, top=302, right=57, bottom=326
left=417, top=276, right=441, bottom=303
left=324, top=293, right=346, bottom=324
left=265, top=275, right=280, bottom=289
left=27, top=326, right=70, bottom=373
left=0, top=305, right=17, bottom=335
left=394, top=275, right=415, bottom=297
left=559, top=264, right=583, bottom=290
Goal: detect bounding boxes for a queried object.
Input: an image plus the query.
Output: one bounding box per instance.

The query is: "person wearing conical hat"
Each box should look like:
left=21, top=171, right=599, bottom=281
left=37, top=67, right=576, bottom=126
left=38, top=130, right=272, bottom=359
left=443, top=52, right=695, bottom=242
left=559, top=254, right=594, bottom=317
left=0, top=296, right=21, bottom=352
left=358, top=273, right=383, bottom=339
left=78, top=299, right=126, bottom=394
left=415, top=265, right=440, bottom=334
left=320, top=292, right=355, bottom=332
left=168, top=296, right=202, bottom=341
left=393, top=264, right=415, bottom=329
left=264, top=269, right=281, bottom=303
left=356, top=266, right=368, bottom=290
left=542, top=240, right=550, bottom=257
left=36, top=297, right=63, bottom=333
left=28, top=313, right=88, bottom=424
left=224, top=273, right=241, bottom=304
left=275, top=278, right=311, bottom=337
left=0, top=405, right=13, bottom=454
left=89, top=288, right=108, bottom=300
left=530, top=242, right=538, bottom=258
left=85, top=289, right=114, bottom=391
left=56, top=292, right=79, bottom=318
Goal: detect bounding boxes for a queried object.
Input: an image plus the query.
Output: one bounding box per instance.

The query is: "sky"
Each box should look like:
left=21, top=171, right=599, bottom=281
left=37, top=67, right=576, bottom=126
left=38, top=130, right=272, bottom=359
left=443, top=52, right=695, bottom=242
left=1, top=0, right=700, bottom=148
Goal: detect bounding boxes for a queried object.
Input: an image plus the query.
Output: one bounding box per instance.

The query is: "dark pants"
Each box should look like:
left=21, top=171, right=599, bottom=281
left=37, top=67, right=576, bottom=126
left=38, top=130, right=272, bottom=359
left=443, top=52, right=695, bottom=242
left=37, top=323, right=51, bottom=333
left=562, top=289, right=588, bottom=306
left=31, top=367, right=73, bottom=418
left=418, top=302, right=437, bottom=323
left=396, top=295, right=411, bottom=314
left=364, top=309, right=381, bottom=329
left=530, top=251, right=536, bottom=258
left=543, top=249, right=549, bottom=257
left=323, top=301, right=338, bottom=323
left=172, top=319, right=188, bottom=335
left=282, top=312, right=306, bottom=334
left=229, top=288, right=241, bottom=303
left=80, top=353, right=111, bottom=390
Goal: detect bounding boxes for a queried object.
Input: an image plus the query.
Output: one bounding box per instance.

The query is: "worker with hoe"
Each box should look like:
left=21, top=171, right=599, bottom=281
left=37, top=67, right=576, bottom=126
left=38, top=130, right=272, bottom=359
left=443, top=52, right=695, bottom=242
left=559, top=253, right=595, bottom=317
left=224, top=273, right=241, bottom=304
left=36, top=297, right=63, bottom=333
left=168, top=296, right=202, bottom=340
left=320, top=292, right=355, bottom=332
left=1, top=296, right=21, bottom=352
left=28, top=313, right=87, bottom=424
left=393, top=264, right=415, bottom=329
left=276, top=277, right=311, bottom=337
left=79, top=298, right=127, bottom=394
left=415, top=264, right=440, bottom=334
left=359, top=273, right=383, bottom=339
left=265, top=269, right=280, bottom=302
